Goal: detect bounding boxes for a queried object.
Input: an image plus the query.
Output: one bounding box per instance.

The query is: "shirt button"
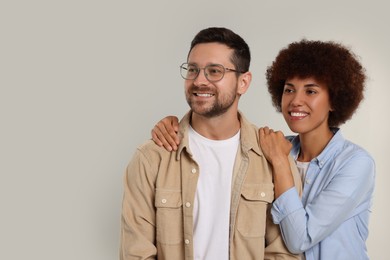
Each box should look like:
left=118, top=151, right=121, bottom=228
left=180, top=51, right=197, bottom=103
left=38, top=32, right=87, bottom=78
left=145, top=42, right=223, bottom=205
left=191, top=168, right=197, bottom=174
left=185, top=202, right=191, bottom=208
left=185, top=239, right=190, bottom=244
left=161, top=199, right=167, bottom=204
left=260, top=192, right=266, bottom=198
left=305, top=180, right=310, bottom=185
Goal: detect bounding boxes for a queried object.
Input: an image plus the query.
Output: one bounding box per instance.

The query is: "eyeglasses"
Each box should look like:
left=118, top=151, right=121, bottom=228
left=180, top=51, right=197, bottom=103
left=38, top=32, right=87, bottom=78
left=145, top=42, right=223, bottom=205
left=180, top=63, right=244, bottom=82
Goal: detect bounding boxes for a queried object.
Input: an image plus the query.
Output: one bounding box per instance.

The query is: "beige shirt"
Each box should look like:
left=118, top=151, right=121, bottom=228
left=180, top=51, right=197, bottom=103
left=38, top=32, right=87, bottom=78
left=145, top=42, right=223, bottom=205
left=120, top=111, right=302, bottom=260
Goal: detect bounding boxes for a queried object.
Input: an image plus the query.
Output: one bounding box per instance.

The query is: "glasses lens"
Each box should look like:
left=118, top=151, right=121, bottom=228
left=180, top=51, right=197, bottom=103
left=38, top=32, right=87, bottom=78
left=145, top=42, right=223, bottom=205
left=180, top=63, right=198, bottom=80
left=205, top=64, right=224, bottom=82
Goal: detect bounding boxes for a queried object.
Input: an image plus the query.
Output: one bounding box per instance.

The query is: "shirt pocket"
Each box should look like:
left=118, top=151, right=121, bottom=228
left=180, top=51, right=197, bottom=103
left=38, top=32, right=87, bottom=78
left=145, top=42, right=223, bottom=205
left=155, top=189, right=183, bottom=245
left=236, top=183, right=274, bottom=238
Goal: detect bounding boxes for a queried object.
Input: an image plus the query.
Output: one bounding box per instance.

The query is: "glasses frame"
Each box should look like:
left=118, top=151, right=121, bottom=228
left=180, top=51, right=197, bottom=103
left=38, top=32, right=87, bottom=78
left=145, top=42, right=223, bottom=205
left=179, top=62, right=244, bottom=82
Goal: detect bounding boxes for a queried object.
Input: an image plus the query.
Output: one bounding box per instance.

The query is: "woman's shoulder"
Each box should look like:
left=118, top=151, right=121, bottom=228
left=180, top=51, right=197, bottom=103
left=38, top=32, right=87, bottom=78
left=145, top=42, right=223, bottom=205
left=325, top=128, right=374, bottom=163
left=341, top=138, right=375, bottom=164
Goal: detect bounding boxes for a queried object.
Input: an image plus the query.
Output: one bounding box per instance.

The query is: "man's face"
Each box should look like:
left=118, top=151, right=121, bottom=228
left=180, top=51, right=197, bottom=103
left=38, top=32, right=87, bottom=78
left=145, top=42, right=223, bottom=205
left=184, top=43, right=240, bottom=118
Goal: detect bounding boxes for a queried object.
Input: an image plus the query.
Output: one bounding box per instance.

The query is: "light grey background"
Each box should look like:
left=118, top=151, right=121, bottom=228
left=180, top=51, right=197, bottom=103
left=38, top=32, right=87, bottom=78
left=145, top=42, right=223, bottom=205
left=1, top=1, right=388, bottom=259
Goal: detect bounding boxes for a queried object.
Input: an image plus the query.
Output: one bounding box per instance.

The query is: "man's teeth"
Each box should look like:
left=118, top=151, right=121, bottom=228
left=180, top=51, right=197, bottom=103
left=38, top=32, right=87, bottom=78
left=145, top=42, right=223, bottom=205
left=291, top=112, right=307, bottom=117
left=196, top=93, right=214, bottom=97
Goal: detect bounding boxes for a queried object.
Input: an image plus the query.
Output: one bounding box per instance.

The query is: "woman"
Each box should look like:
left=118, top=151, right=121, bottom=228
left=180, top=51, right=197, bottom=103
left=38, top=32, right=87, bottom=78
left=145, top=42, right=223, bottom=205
left=151, top=39, right=375, bottom=259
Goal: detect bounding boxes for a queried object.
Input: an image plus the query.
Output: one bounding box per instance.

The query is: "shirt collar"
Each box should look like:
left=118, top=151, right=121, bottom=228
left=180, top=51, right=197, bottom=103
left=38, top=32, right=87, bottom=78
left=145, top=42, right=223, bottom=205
left=290, top=127, right=344, bottom=168
left=176, top=110, right=262, bottom=160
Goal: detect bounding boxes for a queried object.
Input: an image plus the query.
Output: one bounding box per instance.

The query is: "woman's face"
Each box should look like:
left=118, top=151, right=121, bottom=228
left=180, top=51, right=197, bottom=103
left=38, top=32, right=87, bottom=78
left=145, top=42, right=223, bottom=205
left=281, top=76, right=333, bottom=135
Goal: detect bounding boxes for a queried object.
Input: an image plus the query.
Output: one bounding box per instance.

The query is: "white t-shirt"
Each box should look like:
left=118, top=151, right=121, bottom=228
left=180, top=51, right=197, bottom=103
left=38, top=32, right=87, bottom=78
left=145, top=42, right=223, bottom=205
left=189, top=126, right=240, bottom=260
left=296, top=160, right=310, bottom=188
left=294, top=158, right=309, bottom=260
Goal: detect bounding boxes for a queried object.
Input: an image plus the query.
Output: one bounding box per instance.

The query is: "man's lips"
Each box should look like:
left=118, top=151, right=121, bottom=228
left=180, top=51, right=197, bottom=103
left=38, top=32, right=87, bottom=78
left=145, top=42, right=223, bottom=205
left=193, top=93, right=214, bottom=97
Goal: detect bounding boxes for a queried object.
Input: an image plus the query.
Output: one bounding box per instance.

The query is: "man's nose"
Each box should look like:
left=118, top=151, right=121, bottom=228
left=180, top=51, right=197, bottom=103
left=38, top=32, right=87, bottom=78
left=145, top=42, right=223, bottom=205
left=193, top=68, right=209, bottom=85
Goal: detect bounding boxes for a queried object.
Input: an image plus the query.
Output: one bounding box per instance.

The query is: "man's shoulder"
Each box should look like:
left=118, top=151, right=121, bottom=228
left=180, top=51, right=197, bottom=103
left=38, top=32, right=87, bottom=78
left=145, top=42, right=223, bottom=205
left=136, top=139, right=170, bottom=155
left=128, top=140, right=170, bottom=164
left=238, top=112, right=259, bottom=132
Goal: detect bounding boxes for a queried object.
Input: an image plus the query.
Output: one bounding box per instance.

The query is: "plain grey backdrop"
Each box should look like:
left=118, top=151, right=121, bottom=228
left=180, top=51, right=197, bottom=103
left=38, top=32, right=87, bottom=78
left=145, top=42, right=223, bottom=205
left=1, top=0, right=388, bottom=259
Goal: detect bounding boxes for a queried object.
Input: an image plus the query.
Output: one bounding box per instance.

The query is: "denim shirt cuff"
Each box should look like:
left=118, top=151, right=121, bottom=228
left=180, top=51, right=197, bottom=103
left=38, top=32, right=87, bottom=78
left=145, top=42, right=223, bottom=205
left=271, top=187, right=301, bottom=224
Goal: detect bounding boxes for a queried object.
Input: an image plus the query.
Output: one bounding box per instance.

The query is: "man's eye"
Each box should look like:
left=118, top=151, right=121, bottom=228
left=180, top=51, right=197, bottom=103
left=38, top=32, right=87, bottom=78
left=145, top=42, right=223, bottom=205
left=208, top=67, right=223, bottom=75
left=188, top=67, right=198, bottom=73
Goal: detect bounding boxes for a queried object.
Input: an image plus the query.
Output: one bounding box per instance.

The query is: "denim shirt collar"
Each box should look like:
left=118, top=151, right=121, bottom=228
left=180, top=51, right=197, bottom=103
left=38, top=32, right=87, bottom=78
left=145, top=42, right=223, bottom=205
left=289, top=127, right=344, bottom=168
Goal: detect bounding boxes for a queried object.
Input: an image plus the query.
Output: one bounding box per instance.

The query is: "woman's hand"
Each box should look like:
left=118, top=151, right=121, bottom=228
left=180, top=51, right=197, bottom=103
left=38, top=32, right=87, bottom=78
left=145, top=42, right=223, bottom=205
left=259, top=127, right=291, bottom=165
left=151, top=116, right=180, bottom=151
left=259, top=127, right=294, bottom=198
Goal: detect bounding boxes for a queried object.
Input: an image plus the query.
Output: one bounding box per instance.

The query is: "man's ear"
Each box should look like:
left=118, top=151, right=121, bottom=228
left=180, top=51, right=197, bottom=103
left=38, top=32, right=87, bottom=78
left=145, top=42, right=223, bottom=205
left=237, top=71, right=252, bottom=95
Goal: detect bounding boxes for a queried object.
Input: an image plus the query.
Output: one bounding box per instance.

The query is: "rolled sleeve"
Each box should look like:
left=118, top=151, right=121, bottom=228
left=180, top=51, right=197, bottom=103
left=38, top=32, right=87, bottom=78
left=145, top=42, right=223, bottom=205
left=271, top=187, right=302, bottom=224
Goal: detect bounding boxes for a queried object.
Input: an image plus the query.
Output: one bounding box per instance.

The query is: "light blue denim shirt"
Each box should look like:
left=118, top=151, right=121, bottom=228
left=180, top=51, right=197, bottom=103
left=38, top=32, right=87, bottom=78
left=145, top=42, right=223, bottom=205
left=271, top=128, right=375, bottom=260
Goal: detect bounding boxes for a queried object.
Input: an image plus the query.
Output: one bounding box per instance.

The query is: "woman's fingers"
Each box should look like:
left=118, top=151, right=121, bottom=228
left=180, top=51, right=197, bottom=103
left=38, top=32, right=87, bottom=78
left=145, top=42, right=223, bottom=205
left=151, top=116, right=180, bottom=151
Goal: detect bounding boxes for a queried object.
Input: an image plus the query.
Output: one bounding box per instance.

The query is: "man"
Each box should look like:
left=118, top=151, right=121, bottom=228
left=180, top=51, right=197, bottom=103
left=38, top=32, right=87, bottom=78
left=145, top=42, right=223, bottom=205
left=120, top=27, right=301, bottom=260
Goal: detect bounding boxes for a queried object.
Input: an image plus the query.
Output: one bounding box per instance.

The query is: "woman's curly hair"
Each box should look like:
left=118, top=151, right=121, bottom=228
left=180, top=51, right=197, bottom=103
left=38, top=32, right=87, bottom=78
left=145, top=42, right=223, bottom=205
left=266, top=39, right=366, bottom=127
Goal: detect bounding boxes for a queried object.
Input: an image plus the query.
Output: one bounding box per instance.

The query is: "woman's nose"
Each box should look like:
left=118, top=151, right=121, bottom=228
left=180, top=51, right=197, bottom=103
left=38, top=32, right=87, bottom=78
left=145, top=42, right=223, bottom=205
left=290, top=92, right=304, bottom=106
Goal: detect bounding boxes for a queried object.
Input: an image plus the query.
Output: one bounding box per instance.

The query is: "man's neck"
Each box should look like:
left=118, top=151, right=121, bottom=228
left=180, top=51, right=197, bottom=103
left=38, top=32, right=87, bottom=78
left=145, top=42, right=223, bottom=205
left=190, top=111, right=240, bottom=140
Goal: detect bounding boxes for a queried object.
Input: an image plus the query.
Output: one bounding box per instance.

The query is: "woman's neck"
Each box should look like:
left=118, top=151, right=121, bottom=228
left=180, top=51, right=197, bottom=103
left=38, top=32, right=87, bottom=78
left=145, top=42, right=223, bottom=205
left=297, top=127, right=334, bottom=162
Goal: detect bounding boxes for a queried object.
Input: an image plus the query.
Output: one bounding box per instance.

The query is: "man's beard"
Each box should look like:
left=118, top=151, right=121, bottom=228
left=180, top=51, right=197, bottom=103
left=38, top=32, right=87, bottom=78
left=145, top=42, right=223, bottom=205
left=186, top=86, right=237, bottom=118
